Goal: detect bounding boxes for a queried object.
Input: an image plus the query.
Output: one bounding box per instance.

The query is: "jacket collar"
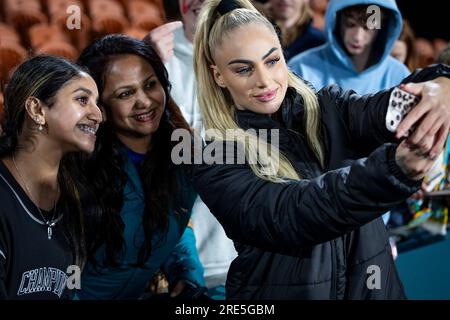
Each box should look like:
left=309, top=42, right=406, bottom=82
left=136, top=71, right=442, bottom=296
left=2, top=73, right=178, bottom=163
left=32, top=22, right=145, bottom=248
left=235, top=87, right=305, bottom=132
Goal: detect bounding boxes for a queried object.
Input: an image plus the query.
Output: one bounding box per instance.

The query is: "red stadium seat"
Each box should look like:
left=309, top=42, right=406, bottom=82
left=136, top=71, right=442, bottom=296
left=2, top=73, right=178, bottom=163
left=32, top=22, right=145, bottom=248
left=0, top=23, right=22, bottom=45
left=29, top=24, right=70, bottom=50
left=123, top=27, right=149, bottom=40
left=36, top=41, right=79, bottom=61
left=0, top=42, right=27, bottom=86
left=127, top=0, right=164, bottom=31
left=4, top=0, right=47, bottom=35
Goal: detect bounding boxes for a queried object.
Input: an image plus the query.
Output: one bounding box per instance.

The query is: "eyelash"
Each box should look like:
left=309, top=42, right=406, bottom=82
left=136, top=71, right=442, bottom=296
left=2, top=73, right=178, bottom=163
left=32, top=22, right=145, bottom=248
left=235, top=57, right=281, bottom=75
left=145, top=80, right=156, bottom=89
left=118, top=90, right=134, bottom=99
left=118, top=81, right=157, bottom=99
left=76, top=96, right=89, bottom=105
left=267, top=57, right=280, bottom=66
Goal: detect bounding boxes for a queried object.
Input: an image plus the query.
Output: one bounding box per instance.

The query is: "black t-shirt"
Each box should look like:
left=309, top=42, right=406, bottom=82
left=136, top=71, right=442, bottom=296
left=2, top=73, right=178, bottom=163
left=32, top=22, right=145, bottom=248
left=0, top=160, right=74, bottom=300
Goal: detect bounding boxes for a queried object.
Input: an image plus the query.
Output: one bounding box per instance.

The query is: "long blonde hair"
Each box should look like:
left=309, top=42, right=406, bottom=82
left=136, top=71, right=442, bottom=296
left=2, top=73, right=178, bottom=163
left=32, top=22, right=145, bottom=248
left=193, top=0, right=324, bottom=182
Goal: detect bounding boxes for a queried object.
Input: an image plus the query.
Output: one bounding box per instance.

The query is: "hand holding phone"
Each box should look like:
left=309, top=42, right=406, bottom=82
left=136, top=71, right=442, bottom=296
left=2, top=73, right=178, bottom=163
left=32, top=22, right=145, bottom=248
left=386, top=87, right=419, bottom=136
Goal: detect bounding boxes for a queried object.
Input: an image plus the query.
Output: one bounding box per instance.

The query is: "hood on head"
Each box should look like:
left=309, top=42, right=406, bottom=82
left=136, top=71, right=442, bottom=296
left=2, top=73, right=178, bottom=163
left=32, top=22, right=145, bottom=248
left=324, top=0, right=403, bottom=72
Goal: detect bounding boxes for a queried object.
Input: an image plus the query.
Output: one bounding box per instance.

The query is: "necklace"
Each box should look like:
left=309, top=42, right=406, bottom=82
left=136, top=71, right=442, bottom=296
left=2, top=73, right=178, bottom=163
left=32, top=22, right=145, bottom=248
left=12, top=153, right=59, bottom=240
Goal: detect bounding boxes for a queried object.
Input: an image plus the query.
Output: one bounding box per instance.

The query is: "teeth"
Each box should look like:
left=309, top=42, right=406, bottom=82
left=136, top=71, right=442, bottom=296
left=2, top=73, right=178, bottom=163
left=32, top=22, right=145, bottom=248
left=135, top=110, right=154, bottom=121
left=77, top=124, right=97, bottom=135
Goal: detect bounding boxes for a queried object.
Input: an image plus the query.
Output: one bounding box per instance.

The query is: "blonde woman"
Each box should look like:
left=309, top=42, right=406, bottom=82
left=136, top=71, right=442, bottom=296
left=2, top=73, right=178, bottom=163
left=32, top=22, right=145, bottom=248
left=192, top=0, right=450, bottom=299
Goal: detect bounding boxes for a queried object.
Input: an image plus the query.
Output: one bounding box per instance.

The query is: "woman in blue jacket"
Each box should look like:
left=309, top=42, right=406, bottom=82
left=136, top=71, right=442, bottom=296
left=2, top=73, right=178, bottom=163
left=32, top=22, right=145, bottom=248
left=75, top=35, right=205, bottom=299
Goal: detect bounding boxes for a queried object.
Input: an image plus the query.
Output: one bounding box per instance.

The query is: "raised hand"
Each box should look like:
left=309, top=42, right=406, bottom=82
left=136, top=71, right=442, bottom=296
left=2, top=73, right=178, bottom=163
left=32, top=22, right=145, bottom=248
left=396, top=77, right=450, bottom=159
left=143, top=21, right=183, bottom=64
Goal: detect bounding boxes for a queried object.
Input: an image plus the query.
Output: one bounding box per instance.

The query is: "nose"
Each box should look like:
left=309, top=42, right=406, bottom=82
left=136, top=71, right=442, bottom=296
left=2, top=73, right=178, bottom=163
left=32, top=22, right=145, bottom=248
left=353, top=26, right=366, bottom=43
left=254, top=65, right=271, bottom=88
left=89, top=102, right=103, bottom=124
left=135, top=89, right=152, bottom=109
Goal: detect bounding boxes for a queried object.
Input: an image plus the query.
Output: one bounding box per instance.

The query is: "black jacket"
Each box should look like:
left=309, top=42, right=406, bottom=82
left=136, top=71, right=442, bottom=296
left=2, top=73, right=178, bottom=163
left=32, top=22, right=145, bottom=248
left=192, top=65, right=450, bottom=299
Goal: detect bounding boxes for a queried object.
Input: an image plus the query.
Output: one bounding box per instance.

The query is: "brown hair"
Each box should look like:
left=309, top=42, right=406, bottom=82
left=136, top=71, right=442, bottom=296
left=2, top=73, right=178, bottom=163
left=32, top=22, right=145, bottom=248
left=398, top=20, right=418, bottom=70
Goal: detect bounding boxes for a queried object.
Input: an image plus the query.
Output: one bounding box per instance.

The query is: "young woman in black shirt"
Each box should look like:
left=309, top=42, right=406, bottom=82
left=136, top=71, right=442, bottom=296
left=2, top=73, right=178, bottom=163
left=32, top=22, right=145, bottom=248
left=0, top=55, right=102, bottom=299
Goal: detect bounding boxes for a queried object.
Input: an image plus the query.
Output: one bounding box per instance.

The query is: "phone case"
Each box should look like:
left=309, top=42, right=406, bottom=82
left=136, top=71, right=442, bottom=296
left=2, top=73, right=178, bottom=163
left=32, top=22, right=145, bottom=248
left=385, top=87, right=419, bottom=136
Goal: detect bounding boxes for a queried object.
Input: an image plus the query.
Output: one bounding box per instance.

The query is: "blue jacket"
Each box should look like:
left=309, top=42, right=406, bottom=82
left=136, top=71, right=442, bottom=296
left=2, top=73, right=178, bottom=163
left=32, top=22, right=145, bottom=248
left=77, top=147, right=204, bottom=299
left=288, top=0, right=410, bottom=94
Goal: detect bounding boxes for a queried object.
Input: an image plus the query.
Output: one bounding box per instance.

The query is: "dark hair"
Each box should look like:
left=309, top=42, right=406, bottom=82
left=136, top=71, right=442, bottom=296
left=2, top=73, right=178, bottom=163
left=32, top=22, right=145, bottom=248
left=77, top=34, right=191, bottom=267
left=339, top=4, right=387, bottom=27
left=0, top=55, right=87, bottom=267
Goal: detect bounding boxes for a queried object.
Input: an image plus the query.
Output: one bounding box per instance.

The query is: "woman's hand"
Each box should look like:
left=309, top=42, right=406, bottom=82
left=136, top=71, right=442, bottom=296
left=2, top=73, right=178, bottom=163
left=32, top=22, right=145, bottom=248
left=396, top=77, right=450, bottom=159
left=170, top=280, right=188, bottom=297
left=395, top=140, right=441, bottom=181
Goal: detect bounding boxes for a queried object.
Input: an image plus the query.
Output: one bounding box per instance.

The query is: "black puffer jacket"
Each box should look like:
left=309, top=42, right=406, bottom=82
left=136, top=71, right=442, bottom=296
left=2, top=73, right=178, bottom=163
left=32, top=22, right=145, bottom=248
left=192, top=65, right=450, bottom=299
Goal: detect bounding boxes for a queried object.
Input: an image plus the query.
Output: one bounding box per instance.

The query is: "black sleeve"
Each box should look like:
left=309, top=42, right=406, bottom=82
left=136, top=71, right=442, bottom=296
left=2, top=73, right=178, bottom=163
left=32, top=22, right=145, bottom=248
left=317, top=63, right=450, bottom=154
left=401, top=63, right=450, bottom=84
left=193, top=143, right=420, bottom=250
left=0, top=211, right=8, bottom=299
left=0, top=258, right=6, bottom=300
left=318, top=84, right=394, bottom=153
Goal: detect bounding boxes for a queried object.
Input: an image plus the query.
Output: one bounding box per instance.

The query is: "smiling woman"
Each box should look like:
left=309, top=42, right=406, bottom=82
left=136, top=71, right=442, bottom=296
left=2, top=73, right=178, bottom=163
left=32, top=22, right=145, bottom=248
left=100, top=54, right=167, bottom=153
left=75, top=35, right=206, bottom=300
left=0, top=55, right=102, bottom=299
left=211, top=27, right=287, bottom=115
left=192, top=0, right=450, bottom=300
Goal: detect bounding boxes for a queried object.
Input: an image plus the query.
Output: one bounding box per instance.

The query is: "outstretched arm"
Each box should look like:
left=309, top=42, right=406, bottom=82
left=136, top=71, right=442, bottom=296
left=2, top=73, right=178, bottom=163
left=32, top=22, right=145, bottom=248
left=320, top=64, right=450, bottom=154
left=193, top=141, right=436, bottom=250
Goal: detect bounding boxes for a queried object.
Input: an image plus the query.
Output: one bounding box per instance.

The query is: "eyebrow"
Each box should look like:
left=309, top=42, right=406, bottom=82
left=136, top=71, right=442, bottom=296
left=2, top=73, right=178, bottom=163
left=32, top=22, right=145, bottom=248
left=72, top=87, right=99, bottom=103
left=72, top=87, right=93, bottom=95
left=113, top=75, right=155, bottom=94
left=227, top=47, right=278, bottom=65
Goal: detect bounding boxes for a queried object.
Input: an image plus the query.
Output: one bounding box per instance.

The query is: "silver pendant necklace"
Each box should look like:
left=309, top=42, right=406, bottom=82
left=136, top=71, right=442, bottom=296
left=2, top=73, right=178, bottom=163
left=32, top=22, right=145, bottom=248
left=12, top=153, right=59, bottom=240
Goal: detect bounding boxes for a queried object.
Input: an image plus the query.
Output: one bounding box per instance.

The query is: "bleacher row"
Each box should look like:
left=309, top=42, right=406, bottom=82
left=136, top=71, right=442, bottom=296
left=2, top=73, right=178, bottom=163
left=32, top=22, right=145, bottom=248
left=0, top=0, right=167, bottom=117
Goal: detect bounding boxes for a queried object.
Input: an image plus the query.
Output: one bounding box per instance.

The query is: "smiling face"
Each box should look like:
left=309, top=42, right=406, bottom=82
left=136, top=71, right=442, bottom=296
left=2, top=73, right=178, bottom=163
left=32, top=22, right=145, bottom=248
left=43, top=72, right=101, bottom=153
left=101, top=54, right=166, bottom=148
left=211, top=22, right=288, bottom=115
